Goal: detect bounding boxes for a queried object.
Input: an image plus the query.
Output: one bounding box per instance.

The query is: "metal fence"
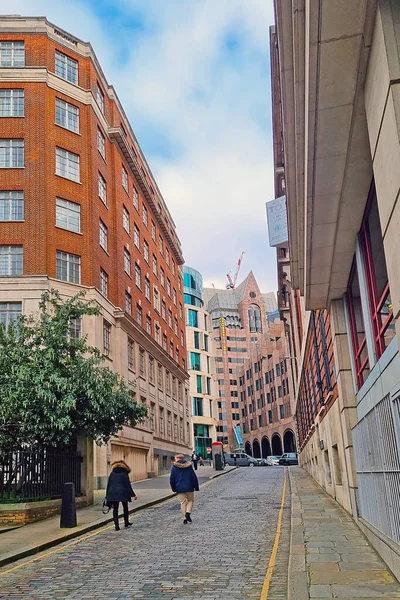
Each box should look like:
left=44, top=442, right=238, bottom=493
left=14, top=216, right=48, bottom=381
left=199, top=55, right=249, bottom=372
left=0, top=449, right=82, bottom=501
left=352, top=393, right=400, bottom=543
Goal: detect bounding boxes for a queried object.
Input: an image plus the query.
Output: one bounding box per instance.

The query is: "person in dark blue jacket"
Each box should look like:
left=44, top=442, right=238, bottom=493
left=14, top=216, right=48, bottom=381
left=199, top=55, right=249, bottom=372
left=170, top=454, right=199, bottom=524
left=106, top=460, right=137, bottom=530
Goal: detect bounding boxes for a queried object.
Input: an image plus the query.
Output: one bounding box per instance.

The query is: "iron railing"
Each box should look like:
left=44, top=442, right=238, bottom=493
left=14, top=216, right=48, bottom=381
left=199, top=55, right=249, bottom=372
left=0, top=449, right=82, bottom=501
left=352, top=393, right=400, bottom=543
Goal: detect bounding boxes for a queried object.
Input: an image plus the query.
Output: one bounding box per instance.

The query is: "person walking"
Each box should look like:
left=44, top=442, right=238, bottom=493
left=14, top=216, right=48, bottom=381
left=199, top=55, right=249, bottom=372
left=191, top=451, right=199, bottom=471
left=106, top=460, right=137, bottom=531
left=170, top=454, right=199, bottom=524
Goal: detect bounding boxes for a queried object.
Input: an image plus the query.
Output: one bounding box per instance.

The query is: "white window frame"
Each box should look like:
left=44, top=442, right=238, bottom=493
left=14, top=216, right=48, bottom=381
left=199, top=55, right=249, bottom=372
left=97, top=127, right=106, bottom=159
left=98, top=171, right=107, bottom=204
left=122, top=165, right=128, bottom=191
left=55, top=50, right=78, bottom=85
left=0, top=89, right=24, bottom=117
left=56, top=250, right=80, bottom=283
left=55, top=98, right=79, bottom=133
left=134, top=224, right=140, bottom=248
left=0, top=42, right=25, bottom=67
left=0, top=245, right=23, bottom=276
left=142, top=204, right=148, bottom=227
left=96, top=84, right=104, bottom=113
left=125, top=291, right=132, bottom=314
left=56, top=147, right=80, bottom=182
left=0, top=191, right=24, bottom=221
left=144, top=241, right=149, bottom=263
left=124, top=248, right=131, bottom=275
left=56, top=197, right=81, bottom=233
left=145, top=277, right=151, bottom=300
left=151, top=221, right=156, bottom=241
left=123, top=206, right=130, bottom=233
left=135, top=263, right=141, bottom=288
left=99, top=219, right=108, bottom=251
left=0, top=139, right=24, bottom=168
left=100, top=268, right=108, bottom=297
left=152, top=255, right=157, bottom=276
left=0, top=302, right=22, bottom=329
left=133, top=187, right=139, bottom=209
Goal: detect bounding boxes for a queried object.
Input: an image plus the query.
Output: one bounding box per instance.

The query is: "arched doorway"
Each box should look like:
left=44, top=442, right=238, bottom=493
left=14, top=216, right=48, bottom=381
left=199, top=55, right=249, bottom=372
left=272, top=433, right=283, bottom=456
left=253, top=439, right=261, bottom=458
left=245, top=441, right=252, bottom=456
left=283, top=430, right=296, bottom=453
left=261, top=437, right=271, bottom=458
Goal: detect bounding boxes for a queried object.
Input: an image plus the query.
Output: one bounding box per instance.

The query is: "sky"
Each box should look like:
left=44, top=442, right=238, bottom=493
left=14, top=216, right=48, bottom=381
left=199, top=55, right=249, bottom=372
left=6, top=0, right=277, bottom=293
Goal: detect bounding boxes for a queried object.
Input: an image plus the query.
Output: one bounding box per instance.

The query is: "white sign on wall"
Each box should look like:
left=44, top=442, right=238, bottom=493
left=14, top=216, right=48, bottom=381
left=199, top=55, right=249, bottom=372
left=266, top=195, right=288, bottom=247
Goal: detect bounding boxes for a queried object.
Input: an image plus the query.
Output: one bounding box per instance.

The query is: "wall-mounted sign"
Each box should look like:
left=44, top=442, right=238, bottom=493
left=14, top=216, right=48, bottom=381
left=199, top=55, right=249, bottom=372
left=266, top=195, right=288, bottom=247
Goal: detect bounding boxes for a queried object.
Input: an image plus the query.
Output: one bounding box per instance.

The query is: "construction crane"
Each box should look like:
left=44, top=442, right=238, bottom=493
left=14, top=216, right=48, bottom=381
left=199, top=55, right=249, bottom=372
left=226, top=251, right=245, bottom=290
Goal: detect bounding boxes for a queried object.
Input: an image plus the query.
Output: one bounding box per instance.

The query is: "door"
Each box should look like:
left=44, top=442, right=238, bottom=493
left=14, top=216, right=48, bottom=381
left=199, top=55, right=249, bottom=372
left=111, top=444, right=148, bottom=482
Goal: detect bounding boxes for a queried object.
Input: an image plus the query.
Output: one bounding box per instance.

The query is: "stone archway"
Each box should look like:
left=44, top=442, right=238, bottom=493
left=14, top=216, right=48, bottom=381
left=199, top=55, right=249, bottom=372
left=272, top=433, right=283, bottom=456
left=283, top=429, right=296, bottom=453
left=253, top=439, right=261, bottom=458
left=261, top=437, right=271, bottom=458
left=245, top=441, right=252, bottom=456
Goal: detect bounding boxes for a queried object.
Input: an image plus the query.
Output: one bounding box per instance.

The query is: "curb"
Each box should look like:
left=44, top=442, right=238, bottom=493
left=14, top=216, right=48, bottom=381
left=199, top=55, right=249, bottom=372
left=287, top=469, right=309, bottom=600
left=0, top=466, right=238, bottom=569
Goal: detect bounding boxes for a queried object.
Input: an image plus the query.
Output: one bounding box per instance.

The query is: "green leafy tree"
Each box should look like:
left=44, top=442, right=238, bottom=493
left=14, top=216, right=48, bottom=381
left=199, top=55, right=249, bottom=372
left=0, top=289, right=147, bottom=453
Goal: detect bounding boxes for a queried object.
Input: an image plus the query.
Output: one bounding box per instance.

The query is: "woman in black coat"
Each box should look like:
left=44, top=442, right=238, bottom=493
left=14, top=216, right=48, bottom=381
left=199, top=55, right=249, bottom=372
left=106, top=460, right=137, bottom=530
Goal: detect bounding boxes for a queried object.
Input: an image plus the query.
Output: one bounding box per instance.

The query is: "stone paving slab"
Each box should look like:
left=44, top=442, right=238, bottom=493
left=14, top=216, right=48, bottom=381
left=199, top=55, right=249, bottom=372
left=289, top=467, right=400, bottom=600
left=0, top=466, right=237, bottom=568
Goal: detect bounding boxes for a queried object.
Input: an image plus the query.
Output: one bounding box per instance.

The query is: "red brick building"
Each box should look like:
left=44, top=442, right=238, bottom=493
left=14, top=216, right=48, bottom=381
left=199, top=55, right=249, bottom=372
left=0, top=17, right=190, bottom=487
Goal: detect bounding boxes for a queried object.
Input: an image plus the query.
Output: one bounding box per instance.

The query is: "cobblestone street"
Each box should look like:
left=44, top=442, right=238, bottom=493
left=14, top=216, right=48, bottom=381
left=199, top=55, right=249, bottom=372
left=0, top=468, right=289, bottom=600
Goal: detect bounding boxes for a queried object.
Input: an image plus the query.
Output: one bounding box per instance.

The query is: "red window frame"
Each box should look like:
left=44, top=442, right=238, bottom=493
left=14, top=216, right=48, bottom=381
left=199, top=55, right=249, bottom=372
left=347, top=260, right=369, bottom=389
left=359, top=185, right=393, bottom=360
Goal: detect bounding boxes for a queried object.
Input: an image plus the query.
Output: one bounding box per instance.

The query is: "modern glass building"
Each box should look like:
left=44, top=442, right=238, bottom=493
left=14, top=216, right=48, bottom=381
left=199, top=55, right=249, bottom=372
left=184, top=266, right=218, bottom=458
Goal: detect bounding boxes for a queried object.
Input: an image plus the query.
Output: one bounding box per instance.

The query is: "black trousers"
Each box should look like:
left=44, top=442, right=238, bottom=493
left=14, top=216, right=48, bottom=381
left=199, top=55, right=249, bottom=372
left=193, top=461, right=198, bottom=471
left=112, top=501, right=129, bottom=528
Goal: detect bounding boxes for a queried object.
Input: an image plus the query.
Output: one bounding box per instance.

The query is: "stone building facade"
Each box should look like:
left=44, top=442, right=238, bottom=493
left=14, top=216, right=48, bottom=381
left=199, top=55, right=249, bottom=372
left=271, top=0, right=400, bottom=577
left=0, top=17, right=190, bottom=486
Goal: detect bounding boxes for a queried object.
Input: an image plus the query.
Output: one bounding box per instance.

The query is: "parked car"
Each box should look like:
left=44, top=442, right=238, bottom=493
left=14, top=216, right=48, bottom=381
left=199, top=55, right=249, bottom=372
left=266, top=456, right=280, bottom=466
left=224, top=453, right=258, bottom=467
left=256, top=458, right=268, bottom=466
left=279, top=453, right=299, bottom=466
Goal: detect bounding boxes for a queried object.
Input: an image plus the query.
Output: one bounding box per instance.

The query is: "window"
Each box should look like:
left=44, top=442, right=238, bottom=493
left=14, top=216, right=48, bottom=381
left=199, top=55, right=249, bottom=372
left=56, top=147, right=79, bottom=182
left=97, top=127, right=105, bottom=158
left=173, top=288, right=177, bottom=306
left=279, top=405, right=285, bottom=420
left=128, top=338, right=135, bottom=370
left=122, top=249, right=130, bottom=276
left=160, top=267, right=165, bottom=287
left=0, top=139, right=24, bottom=168
left=122, top=165, right=128, bottom=191
left=103, top=321, right=111, bottom=356
left=163, top=333, right=167, bottom=351
left=142, top=204, right=148, bottom=227
left=0, top=89, right=24, bottom=117
left=155, top=324, right=161, bottom=344
left=125, top=291, right=132, bottom=314
left=98, top=172, right=107, bottom=204
left=0, top=191, right=23, bottom=221
left=174, top=317, right=178, bottom=335
left=152, top=255, right=157, bottom=276
left=0, top=245, right=23, bottom=276
left=131, top=224, right=139, bottom=249
left=56, top=198, right=80, bottom=233
left=135, top=263, right=141, bottom=288
left=55, top=50, right=78, bottom=84
left=56, top=251, right=80, bottom=283
left=0, top=302, right=22, bottom=329
left=190, top=351, right=201, bottom=371
left=181, top=330, right=184, bottom=346
left=168, top=309, right=172, bottom=328
left=154, top=286, right=160, bottom=312
left=188, top=309, right=198, bottom=328
left=55, top=98, right=79, bottom=132
left=166, top=247, right=170, bottom=265
left=100, top=268, right=108, bottom=296
left=159, top=236, right=163, bottom=254
left=169, top=341, right=174, bottom=357
left=133, top=187, right=139, bottom=210
left=123, top=206, right=130, bottom=233
left=268, top=410, right=273, bottom=424
left=172, top=259, right=175, bottom=274
left=248, top=304, right=262, bottom=333
left=192, top=397, right=203, bottom=417
left=179, top=303, right=183, bottom=319
left=136, top=304, right=142, bottom=327
left=151, top=221, right=156, bottom=241
left=96, top=84, right=104, bottom=113
left=161, top=300, right=166, bottom=320
left=194, top=331, right=200, bottom=349
left=144, top=241, right=149, bottom=263
left=99, top=220, right=108, bottom=251
left=145, top=277, right=150, bottom=300
left=0, top=41, right=25, bottom=67
left=146, top=315, right=152, bottom=335
left=232, top=413, right=240, bottom=421
left=167, top=279, right=171, bottom=297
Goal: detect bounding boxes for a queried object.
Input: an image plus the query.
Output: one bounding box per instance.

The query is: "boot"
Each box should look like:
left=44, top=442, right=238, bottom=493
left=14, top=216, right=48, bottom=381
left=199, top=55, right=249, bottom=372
left=185, top=512, right=192, bottom=523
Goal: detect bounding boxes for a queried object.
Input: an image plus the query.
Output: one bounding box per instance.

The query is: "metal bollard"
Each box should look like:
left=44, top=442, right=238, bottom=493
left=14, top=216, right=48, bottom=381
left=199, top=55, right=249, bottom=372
left=60, top=482, right=77, bottom=528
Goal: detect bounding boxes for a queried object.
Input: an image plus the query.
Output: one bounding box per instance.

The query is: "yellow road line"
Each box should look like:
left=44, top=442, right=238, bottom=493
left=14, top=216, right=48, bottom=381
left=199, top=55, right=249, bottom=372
left=259, top=470, right=287, bottom=600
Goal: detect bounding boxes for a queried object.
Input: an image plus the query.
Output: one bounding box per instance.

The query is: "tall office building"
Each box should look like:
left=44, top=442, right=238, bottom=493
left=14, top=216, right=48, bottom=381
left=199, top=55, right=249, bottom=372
left=0, top=17, right=190, bottom=485
left=184, top=266, right=218, bottom=458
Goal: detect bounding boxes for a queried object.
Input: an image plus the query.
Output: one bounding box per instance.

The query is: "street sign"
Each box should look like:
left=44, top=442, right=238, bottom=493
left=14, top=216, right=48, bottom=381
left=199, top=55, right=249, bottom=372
left=266, top=195, right=288, bottom=247
left=207, top=447, right=212, bottom=453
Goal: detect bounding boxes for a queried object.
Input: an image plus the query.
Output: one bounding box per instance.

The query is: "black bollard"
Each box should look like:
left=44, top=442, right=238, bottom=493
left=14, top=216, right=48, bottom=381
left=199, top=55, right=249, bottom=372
left=60, top=482, right=77, bottom=528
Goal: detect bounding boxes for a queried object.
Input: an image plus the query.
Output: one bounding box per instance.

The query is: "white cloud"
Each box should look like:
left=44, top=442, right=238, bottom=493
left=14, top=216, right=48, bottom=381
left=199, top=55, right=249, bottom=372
left=7, top=0, right=278, bottom=293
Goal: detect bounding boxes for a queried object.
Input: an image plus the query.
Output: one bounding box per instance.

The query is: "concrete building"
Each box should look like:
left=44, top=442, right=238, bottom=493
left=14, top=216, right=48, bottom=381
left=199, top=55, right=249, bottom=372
left=272, top=0, right=400, bottom=576
left=238, top=319, right=297, bottom=459
left=183, top=266, right=218, bottom=458
left=0, top=17, right=190, bottom=486
left=204, top=273, right=279, bottom=451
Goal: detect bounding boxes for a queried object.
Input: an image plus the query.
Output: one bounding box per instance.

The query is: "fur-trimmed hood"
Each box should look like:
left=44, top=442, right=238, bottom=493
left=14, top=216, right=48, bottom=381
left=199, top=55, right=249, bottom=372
left=111, top=460, right=131, bottom=473
left=172, top=458, right=192, bottom=469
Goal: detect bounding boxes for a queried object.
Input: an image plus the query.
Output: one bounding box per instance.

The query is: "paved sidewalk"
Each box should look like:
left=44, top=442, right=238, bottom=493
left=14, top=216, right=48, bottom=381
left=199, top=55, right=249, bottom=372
left=289, top=467, right=400, bottom=599
left=0, top=465, right=235, bottom=568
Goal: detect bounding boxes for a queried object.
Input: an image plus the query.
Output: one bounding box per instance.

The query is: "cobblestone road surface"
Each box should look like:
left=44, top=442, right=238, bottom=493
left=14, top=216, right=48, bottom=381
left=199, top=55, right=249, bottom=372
left=0, top=467, right=289, bottom=600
